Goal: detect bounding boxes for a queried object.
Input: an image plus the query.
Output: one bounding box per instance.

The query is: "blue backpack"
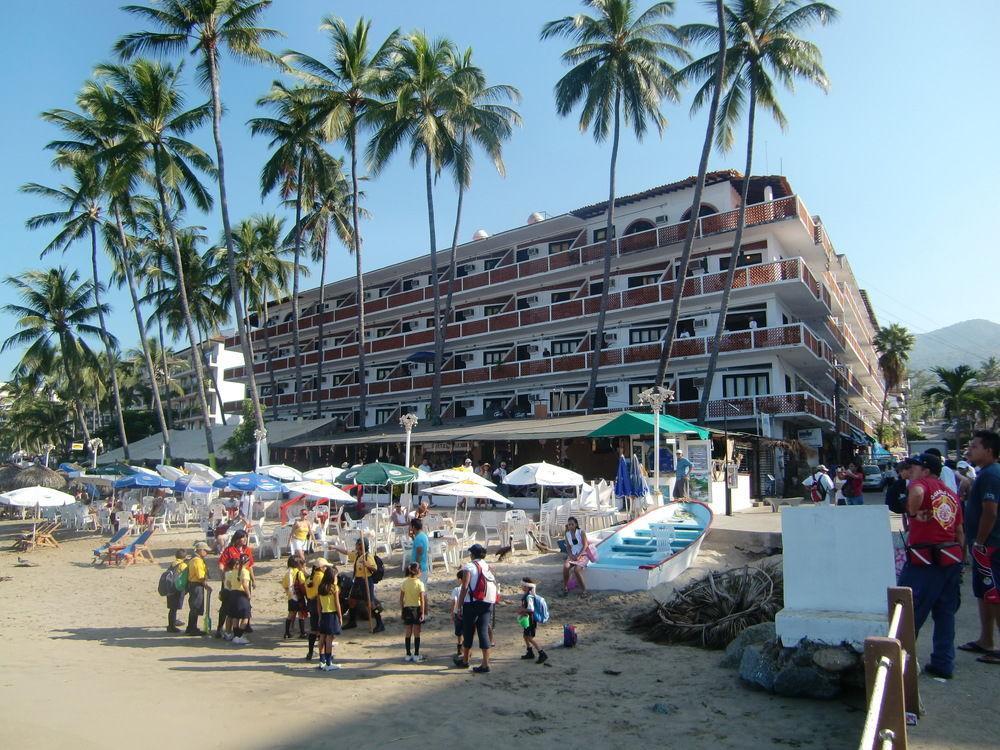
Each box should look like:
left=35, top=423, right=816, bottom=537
left=563, top=624, right=578, bottom=647
left=532, top=593, right=550, bottom=624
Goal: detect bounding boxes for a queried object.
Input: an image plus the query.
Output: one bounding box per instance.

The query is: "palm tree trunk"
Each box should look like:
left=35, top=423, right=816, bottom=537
left=152, top=148, right=217, bottom=467
left=291, top=148, right=306, bottom=420
left=262, top=296, right=279, bottom=420
left=656, top=0, right=727, bottom=388
left=155, top=278, right=175, bottom=432
left=426, top=148, right=444, bottom=425
left=89, top=224, right=130, bottom=459
left=698, top=80, right=757, bottom=425
left=351, top=130, right=368, bottom=430
left=582, top=89, right=622, bottom=414
left=112, top=205, right=171, bottom=462
left=877, top=379, right=889, bottom=443
left=206, top=46, right=267, bottom=438
left=315, top=226, right=329, bottom=420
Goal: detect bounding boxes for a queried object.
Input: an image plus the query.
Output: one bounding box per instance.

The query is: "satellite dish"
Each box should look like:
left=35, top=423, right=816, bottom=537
left=527, top=212, right=545, bottom=225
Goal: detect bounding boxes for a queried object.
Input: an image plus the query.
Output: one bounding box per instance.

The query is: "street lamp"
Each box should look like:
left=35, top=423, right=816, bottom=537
left=254, top=428, right=267, bottom=472
left=41, top=443, right=55, bottom=468
left=400, top=413, right=419, bottom=468
left=87, top=437, right=104, bottom=470
left=638, top=385, right=675, bottom=505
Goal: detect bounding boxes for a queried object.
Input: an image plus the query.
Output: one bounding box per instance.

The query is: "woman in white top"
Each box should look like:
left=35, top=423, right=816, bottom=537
left=561, top=516, right=589, bottom=596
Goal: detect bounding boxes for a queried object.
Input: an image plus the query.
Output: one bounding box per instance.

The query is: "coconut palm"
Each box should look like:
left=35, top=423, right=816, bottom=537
left=542, top=0, right=687, bottom=413
left=873, top=323, right=915, bottom=441
left=926, top=365, right=984, bottom=453
left=21, top=157, right=131, bottom=457
left=434, top=49, right=522, bottom=419
left=285, top=18, right=397, bottom=430
left=116, top=0, right=281, bottom=439
left=675, top=0, right=838, bottom=423
left=249, top=81, right=335, bottom=419
left=655, top=0, right=727, bottom=388
left=94, top=59, right=220, bottom=466
left=125, top=337, right=185, bottom=423
left=2, top=267, right=110, bottom=446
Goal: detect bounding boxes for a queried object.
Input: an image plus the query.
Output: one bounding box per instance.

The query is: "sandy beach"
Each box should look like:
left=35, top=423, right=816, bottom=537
left=0, top=519, right=992, bottom=750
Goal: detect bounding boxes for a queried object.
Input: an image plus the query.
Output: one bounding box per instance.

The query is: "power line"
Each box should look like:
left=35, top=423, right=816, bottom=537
left=871, top=303, right=985, bottom=365
left=864, top=282, right=987, bottom=353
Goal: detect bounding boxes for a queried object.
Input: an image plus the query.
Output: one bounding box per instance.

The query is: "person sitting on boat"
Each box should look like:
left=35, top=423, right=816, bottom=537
left=561, top=516, right=589, bottom=597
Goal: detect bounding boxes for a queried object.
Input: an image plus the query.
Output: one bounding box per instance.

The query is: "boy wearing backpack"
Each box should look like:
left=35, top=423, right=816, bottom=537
left=517, top=578, right=548, bottom=664
left=160, top=549, right=188, bottom=633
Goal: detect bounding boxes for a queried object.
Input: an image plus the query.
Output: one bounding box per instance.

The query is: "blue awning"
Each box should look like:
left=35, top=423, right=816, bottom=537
left=872, top=441, right=892, bottom=459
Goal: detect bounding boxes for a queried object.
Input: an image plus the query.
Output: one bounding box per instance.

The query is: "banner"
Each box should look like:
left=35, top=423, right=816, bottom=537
left=684, top=440, right=712, bottom=503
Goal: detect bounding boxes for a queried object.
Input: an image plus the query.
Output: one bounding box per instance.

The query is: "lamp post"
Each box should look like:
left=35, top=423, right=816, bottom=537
left=87, top=437, right=103, bottom=470
left=254, top=428, right=267, bottom=472
left=638, top=386, right=675, bottom=505
left=400, top=413, right=419, bottom=468
left=41, top=443, right=55, bottom=468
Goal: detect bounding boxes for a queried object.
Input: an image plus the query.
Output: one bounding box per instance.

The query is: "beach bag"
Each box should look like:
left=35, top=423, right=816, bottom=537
left=585, top=543, right=599, bottom=563
left=158, top=567, right=177, bottom=596
left=809, top=477, right=825, bottom=503
left=563, top=624, right=578, bottom=648
left=174, top=567, right=189, bottom=592
left=532, top=594, right=550, bottom=624
left=371, top=555, right=386, bottom=585
left=470, top=561, right=496, bottom=602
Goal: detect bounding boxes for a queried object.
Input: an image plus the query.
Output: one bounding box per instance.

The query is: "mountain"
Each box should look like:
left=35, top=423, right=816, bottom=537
left=907, top=319, right=1000, bottom=373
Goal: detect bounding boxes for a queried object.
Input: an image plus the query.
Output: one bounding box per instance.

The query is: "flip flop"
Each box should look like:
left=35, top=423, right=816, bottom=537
left=976, top=652, right=1000, bottom=665
left=957, top=641, right=993, bottom=654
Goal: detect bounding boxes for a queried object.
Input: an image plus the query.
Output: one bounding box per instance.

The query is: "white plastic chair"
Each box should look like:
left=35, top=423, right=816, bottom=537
left=267, top=525, right=291, bottom=559
left=650, top=522, right=676, bottom=549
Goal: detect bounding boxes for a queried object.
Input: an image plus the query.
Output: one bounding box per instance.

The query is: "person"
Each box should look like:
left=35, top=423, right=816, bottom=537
left=418, top=457, right=432, bottom=472
left=409, top=518, right=430, bottom=585
left=390, top=503, right=408, bottom=527
left=215, top=530, right=255, bottom=638
left=400, top=562, right=427, bottom=662
left=838, top=462, right=865, bottom=506
left=463, top=458, right=474, bottom=470
left=330, top=538, right=385, bottom=632
left=282, top=556, right=308, bottom=639
left=450, top=570, right=465, bottom=659
left=898, top=453, right=964, bottom=679
left=956, top=461, right=975, bottom=507
left=184, top=541, right=212, bottom=636
left=561, top=516, right=589, bottom=596
left=925, top=448, right=958, bottom=494
left=478, top=462, right=492, bottom=481
left=673, top=450, right=692, bottom=499
left=316, top=565, right=343, bottom=670
left=409, top=501, right=430, bottom=521
left=166, top=549, right=187, bottom=633
left=960, top=430, right=1000, bottom=665
left=517, top=578, right=548, bottom=664
left=222, top=554, right=253, bottom=645
left=493, top=461, right=509, bottom=485
left=957, top=459, right=977, bottom=482
left=884, top=458, right=916, bottom=514
left=304, top=557, right=331, bottom=661
left=289, top=508, right=313, bottom=561
left=454, top=543, right=498, bottom=673
left=803, top=464, right=835, bottom=504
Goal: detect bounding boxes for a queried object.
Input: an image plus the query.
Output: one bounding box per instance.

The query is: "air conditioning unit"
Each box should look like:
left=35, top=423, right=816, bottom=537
left=401, top=321, right=416, bottom=332
left=527, top=345, right=540, bottom=353
left=458, top=263, right=476, bottom=274
left=524, top=295, right=539, bottom=305
left=461, top=353, right=475, bottom=362
left=526, top=247, right=540, bottom=257
left=608, top=278, right=617, bottom=290
left=363, top=290, right=375, bottom=301
left=655, top=214, right=669, bottom=224
left=693, top=317, right=709, bottom=329
left=605, top=385, right=620, bottom=395
left=603, top=332, right=618, bottom=343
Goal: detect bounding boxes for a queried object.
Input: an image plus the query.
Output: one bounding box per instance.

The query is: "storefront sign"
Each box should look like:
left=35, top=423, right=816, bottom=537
left=797, top=428, right=823, bottom=448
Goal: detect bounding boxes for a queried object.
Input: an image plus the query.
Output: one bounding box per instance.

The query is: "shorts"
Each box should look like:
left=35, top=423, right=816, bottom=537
left=461, top=601, right=493, bottom=650
left=318, top=611, right=341, bottom=636
left=166, top=591, right=185, bottom=610
left=453, top=615, right=463, bottom=637
left=290, top=538, right=308, bottom=555
left=971, top=545, right=1000, bottom=602
left=287, top=598, right=307, bottom=614
left=402, top=606, right=422, bottom=626
left=226, top=592, right=251, bottom=620
left=523, top=620, right=537, bottom=638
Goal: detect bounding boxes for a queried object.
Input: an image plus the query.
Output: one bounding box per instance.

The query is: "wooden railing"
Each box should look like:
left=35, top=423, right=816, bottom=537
left=858, top=587, right=919, bottom=750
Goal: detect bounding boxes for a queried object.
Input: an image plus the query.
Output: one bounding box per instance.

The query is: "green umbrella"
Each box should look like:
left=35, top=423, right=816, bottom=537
left=338, top=462, right=416, bottom=486
left=93, top=462, right=139, bottom=476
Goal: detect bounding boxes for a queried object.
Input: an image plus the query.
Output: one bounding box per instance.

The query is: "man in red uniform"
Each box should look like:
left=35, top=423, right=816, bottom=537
left=215, top=530, right=255, bottom=638
left=899, top=453, right=965, bottom=678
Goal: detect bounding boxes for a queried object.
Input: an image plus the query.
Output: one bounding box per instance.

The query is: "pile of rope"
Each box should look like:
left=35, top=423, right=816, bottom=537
left=629, top=561, right=783, bottom=649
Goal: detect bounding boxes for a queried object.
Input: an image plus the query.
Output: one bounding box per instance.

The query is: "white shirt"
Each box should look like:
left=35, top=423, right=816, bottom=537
left=939, top=465, right=958, bottom=494
left=462, top=560, right=497, bottom=604
left=565, top=530, right=585, bottom=556
left=492, top=466, right=508, bottom=482
left=450, top=585, right=462, bottom=614
left=803, top=472, right=834, bottom=503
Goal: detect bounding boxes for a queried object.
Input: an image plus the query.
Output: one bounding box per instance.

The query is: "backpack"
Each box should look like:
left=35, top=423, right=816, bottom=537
left=470, top=561, right=496, bottom=602
left=370, top=555, right=386, bottom=585
left=158, top=567, right=177, bottom=596
left=532, top=593, right=550, bottom=624
left=563, top=623, right=578, bottom=648
left=809, top=474, right=826, bottom=503
left=885, top=479, right=907, bottom=514
left=174, top=566, right=188, bottom=592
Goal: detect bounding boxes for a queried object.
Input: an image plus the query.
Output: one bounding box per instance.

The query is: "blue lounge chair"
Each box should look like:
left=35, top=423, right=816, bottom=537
left=92, top=528, right=129, bottom=561
left=105, top=529, right=154, bottom=566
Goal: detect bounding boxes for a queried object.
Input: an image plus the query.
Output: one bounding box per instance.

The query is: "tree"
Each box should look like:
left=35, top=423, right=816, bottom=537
left=125, top=338, right=185, bottom=415
left=873, top=323, right=915, bottom=441
left=979, top=355, right=1000, bottom=383
left=926, top=365, right=983, bottom=452
left=117, top=0, right=281, bottom=441
left=22, top=156, right=131, bottom=457
left=655, top=0, right=727, bottom=388
left=2, top=267, right=109, bottom=446
left=542, top=0, right=687, bottom=412
left=285, top=17, right=399, bottom=430
left=95, top=59, right=220, bottom=466
left=675, top=0, right=837, bottom=423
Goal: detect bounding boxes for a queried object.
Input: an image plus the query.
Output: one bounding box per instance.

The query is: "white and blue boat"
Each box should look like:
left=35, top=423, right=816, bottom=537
left=586, top=501, right=713, bottom=592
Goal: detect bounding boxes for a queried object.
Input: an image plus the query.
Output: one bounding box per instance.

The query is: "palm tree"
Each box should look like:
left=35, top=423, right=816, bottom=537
left=116, top=0, right=281, bottom=440
left=126, top=337, right=185, bottom=421
left=873, top=323, right=915, bottom=441
left=435, top=49, right=522, bottom=418
left=285, top=17, right=399, bottom=430
left=926, top=365, right=984, bottom=453
left=677, top=0, right=838, bottom=424
left=2, top=267, right=110, bottom=446
left=21, top=157, right=132, bottom=457
left=542, top=0, right=687, bottom=413
left=655, top=0, right=727, bottom=388
left=249, top=81, right=335, bottom=419
left=95, top=59, right=221, bottom=466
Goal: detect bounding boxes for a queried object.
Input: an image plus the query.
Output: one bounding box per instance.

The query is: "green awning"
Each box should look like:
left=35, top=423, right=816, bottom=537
left=587, top=411, right=709, bottom=440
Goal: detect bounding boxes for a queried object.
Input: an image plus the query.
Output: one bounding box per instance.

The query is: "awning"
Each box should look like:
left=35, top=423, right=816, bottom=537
left=587, top=411, right=709, bottom=440
left=871, top=441, right=892, bottom=459
left=847, top=427, right=873, bottom=446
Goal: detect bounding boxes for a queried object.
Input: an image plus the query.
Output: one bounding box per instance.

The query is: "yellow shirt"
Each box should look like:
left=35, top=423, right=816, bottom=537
left=282, top=568, right=306, bottom=600
left=291, top=519, right=311, bottom=541
left=172, top=560, right=188, bottom=574
left=348, top=551, right=377, bottom=578
left=224, top=568, right=251, bottom=593
left=187, top=556, right=207, bottom=583
left=400, top=577, right=425, bottom=608
left=318, top=582, right=340, bottom=614
left=305, top=569, right=325, bottom=600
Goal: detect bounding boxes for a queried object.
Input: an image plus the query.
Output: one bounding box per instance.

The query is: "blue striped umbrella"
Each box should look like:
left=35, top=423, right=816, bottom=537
left=212, top=473, right=288, bottom=493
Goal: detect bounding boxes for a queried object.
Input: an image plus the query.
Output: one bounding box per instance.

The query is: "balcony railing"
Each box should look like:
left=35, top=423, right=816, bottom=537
left=665, top=392, right=835, bottom=424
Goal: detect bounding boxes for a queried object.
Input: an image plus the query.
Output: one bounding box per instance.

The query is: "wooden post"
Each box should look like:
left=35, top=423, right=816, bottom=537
left=864, top=637, right=907, bottom=750
left=887, top=586, right=920, bottom=717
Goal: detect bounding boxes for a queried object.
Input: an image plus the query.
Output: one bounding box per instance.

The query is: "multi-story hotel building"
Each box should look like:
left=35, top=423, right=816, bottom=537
left=223, top=171, right=882, bottom=458
left=175, top=334, right=246, bottom=429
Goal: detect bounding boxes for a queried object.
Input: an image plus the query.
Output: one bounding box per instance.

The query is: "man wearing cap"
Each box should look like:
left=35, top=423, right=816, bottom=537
left=673, top=450, right=693, bottom=499
left=898, top=453, right=965, bottom=679
left=330, top=538, right=384, bottom=632
left=185, top=542, right=212, bottom=636
left=884, top=457, right=917, bottom=514
left=455, top=543, right=498, bottom=673
left=803, top=465, right=835, bottom=504
left=215, top=530, right=255, bottom=639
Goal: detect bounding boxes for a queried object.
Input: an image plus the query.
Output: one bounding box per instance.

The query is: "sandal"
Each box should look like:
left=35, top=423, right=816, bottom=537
left=976, top=652, right=1000, bottom=665
left=958, top=641, right=993, bottom=654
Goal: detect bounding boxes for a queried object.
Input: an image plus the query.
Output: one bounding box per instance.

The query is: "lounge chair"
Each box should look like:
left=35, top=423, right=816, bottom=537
left=104, top=529, right=154, bottom=566
left=92, top=528, right=129, bottom=561
left=14, top=521, right=61, bottom=551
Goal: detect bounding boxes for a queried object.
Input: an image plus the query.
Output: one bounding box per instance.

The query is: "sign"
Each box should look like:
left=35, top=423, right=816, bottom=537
left=421, top=441, right=472, bottom=452
left=684, top=439, right=712, bottom=503
left=71, top=442, right=84, bottom=451
left=726, top=463, right=739, bottom=489
left=797, top=428, right=823, bottom=448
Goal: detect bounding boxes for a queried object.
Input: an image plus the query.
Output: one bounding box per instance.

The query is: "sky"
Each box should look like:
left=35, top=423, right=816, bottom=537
left=1, top=0, right=997, bottom=376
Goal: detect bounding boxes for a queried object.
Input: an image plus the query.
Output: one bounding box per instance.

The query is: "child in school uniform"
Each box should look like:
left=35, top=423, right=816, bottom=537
left=166, top=549, right=187, bottom=633
left=517, top=578, right=548, bottom=664
left=282, top=556, right=308, bottom=639
left=450, top=570, right=464, bottom=658
left=316, top=566, right=343, bottom=671
left=400, top=562, right=427, bottom=662
left=304, top=558, right=331, bottom=661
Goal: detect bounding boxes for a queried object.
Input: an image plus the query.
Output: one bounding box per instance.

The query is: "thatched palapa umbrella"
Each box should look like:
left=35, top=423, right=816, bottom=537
left=0, top=464, right=23, bottom=492
left=8, top=464, right=68, bottom=492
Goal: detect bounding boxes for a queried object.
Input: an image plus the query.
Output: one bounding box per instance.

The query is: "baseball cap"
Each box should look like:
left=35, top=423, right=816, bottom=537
left=311, top=557, right=332, bottom=568
left=193, top=541, right=210, bottom=551
left=957, top=460, right=973, bottom=470
left=468, top=543, right=487, bottom=557
left=913, top=453, right=943, bottom=473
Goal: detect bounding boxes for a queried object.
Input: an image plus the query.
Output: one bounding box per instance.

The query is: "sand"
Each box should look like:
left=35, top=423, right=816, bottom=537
left=0, top=519, right=991, bottom=750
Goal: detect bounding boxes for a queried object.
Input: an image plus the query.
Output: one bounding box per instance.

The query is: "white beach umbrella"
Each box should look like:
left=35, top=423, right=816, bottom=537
left=131, top=466, right=160, bottom=476
left=259, top=464, right=304, bottom=482
left=157, top=464, right=186, bottom=482
left=503, top=461, right=584, bottom=487
left=426, top=481, right=513, bottom=506
left=0, top=486, right=76, bottom=507
left=302, top=466, right=346, bottom=483
left=424, top=468, right=496, bottom=486
left=184, top=462, right=223, bottom=481
left=285, top=480, right=356, bottom=504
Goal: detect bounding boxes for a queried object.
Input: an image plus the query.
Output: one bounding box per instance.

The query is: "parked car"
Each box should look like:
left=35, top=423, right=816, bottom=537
left=862, top=464, right=885, bottom=491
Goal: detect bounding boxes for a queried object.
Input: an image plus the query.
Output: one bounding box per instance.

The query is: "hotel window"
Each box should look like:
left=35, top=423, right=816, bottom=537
left=483, top=350, right=506, bottom=365
left=402, top=278, right=421, bottom=291
left=454, top=308, right=475, bottom=322
left=630, top=326, right=664, bottom=345
left=628, top=274, right=660, bottom=288
left=718, top=252, right=764, bottom=271
left=376, top=367, right=394, bottom=380
left=483, top=396, right=510, bottom=415
left=551, top=340, right=577, bottom=355
left=483, top=303, right=504, bottom=316
left=724, top=303, right=767, bottom=331
left=593, top=226, right=615, bottom=243
left=674, top=257, right=707, bottom=276
left=375, top=327, right=393, bottom=338
left=425, top=317, right=437, bottom=328
left=548, top=240, right=572, bottom=254
left=589, top=281, right=604, bottom=296
left=484, top=257, right=501, bottom=270
left=375, top=408, right=395, bottom=423
left=424, top=362, right=435, bottom=374
left=723, top=373, right=770, bottom=398
left=551, top=291, right=573, bottom=303
left=550, top=390, right=584, bottom=412
left=629, top=383, right=656, bottom=405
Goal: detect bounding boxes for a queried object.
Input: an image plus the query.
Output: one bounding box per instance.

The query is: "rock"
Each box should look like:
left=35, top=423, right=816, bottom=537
left=812, top=647, right=858, bottom=673
left=650, top=703, right=675, bottom=715
left=739, top=644, right=779, bottom=692
left=721, top=622, right=777, bottom=668
left=773, top=665, right=841, bottom=699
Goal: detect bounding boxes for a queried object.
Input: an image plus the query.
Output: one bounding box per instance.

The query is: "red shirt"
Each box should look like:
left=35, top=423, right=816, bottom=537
left=907, top=476, right=962, bottom=546
left=218, top=544, right=255, bottom=570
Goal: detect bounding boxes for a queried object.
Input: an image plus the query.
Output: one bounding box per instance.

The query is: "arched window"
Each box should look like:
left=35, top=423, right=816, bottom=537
left=624, top=219, right=655, bottom=235
left=680, top=203, right=719, bottom=221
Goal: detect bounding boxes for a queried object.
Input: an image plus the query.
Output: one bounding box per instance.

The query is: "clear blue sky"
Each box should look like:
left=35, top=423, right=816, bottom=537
left=1, top=0, right=997, bottom=375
